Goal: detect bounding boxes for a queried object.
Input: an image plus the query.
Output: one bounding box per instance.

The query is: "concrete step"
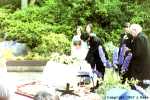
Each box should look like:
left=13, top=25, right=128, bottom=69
left=6, top=60, right=47, bottom=72
left=7, top=66, right=44, bottom=72
left=6, top=60, right=48, bottom=66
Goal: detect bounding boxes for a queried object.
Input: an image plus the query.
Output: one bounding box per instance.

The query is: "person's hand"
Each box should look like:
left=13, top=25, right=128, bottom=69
left=126, top=47, right=131, bottom=51
left=105, top=61, right=112, bottom=68
left=121, top=67, right=128, bottom=74
left=103, top=63, right=107, bottom=67
left=124, top=47, right=131, bottom=55
left=121, top=69, right=126, bottom=74
left=113, top=64, right=118, bottom=69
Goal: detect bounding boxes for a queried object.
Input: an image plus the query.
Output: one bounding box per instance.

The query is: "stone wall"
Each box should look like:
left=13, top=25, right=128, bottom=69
left=6, top=60, right=47, bottom=72
left=7, top=66, right=44, bottom=72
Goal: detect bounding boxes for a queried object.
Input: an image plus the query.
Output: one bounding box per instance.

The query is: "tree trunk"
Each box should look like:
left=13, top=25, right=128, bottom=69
left=29, top=0, right=36, bottom=5
left=21, top=0, right=28, bottom=9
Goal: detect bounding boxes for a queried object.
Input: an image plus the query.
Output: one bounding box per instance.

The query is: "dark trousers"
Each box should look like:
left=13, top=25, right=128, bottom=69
left=90, top=62, right=105, bottom=79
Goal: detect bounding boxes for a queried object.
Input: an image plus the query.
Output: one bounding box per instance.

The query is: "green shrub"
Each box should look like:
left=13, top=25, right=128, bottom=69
left=22, top=52, right=49, bottom=60
left=5, top=20, right=51, bottom=48
left=1, top=0, right=150, bottom=59
left=104, top=42, right=117, bottom=61
left=97, top=68, right=139, bottom=98
left=0, top=0, right=21, bottom=10
left=8, top=6, right=55, bottom=24
left=49, top=52, right=79, bottom=64
left=43, top=0, right=132, bottom=43
left=33, top=33, right=71, bottom=56
left=0, top=8, right=11, bottom=35
left=0, top=6, right=73, bottom=56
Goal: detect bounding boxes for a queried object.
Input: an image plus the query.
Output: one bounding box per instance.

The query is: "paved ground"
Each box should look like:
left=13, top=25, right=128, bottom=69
left=0, top=72, right=42, bottom=100
left=8, top=72, right=42, bottom=85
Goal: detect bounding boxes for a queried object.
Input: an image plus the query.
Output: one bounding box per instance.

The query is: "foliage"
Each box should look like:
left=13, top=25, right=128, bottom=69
left=4, top=20, right=48, bottom=48
left=49, top=52, right=79, bottom=64
left=0, top=48, right=15, bottom=60
left=0, top=8, right=11, bottom=35
left=104, top=42, right=117, bottom=61
left=48, top=0, right=124, bottom=43
left=8, top=6, right=54, bottom=24
left=33, top=33, right=71, bottom=56
left=97, top=68, right=139, bottom=98
left=121, top=0, right=150, bottom=37
left=0, top=0, right=21, bottom=10
left=24, top=52, right=49, bottom=60
left=0, top=6, right=72, bottom=56
left=0, top=0, right=150, bottom=58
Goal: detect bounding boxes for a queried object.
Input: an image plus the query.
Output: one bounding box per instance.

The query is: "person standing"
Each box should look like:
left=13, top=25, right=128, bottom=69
left=85, top=34, right=110, bottom=79
left=123, top=24, right=150, bottom=88
left=119, top=22, right=132, bottom=49
left=85, top=23, right=96, bottom=36
left=71, top=26, right=82, bottom=59
left=117, top=23, right=132, bottom=71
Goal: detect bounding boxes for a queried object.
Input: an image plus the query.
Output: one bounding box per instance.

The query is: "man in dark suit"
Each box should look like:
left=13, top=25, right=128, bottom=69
left=123, top=24, right=150, bottom=88
left=118, top=23, right=132, bottom=72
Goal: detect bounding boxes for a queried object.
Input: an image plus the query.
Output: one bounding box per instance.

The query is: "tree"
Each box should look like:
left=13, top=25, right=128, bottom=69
left=29, top=0, right=36, bottom=5
left=21, top=0, right=28, bottom=9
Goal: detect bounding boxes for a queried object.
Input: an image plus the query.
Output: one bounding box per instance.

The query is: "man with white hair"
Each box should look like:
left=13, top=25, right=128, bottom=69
left=123, top=24, right=150, bottom=88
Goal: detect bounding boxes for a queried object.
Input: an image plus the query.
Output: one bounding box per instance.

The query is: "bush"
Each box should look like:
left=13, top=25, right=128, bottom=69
left=33, top=33, right=71, bottom=56
left=4, top=20, right=51, bottom=48
left=0, top=6, right=73, bottom=57
left=97, top=68, right=138, bottom=98
left=8, top=6, right=55, bottom=24
left=1, top=0, right=150, bottom=59
left=0, top=0, right=21, bottom=10
left=0, top=8, right=11, bottom=36
left=49, top=52, right=79, bottom=64
left=48, top=0, right=125, bottom=43
left=104, top=42, right=117, bottom=61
